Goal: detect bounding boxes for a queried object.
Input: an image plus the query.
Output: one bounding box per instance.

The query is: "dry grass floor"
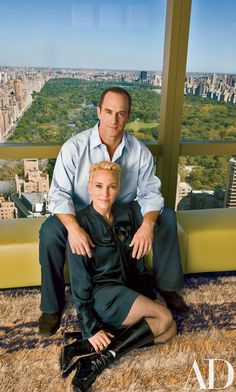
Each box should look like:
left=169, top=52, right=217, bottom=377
left=0, top=273, right=235, bottom=392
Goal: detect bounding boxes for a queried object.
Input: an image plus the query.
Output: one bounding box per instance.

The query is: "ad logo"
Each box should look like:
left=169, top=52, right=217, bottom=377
left=184, top=359, right=234, bottom=390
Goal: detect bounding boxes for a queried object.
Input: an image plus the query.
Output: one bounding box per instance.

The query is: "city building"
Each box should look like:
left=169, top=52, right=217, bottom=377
left=177, top=190, right=224, bottom=210
left=184, top=73, right=236, bottom=103
left=0, top=111, right=4, bottom=142
left=0, top=68, right=47, bottom=141
left=0, top=196, right=18, bottom=219
left=15, top=159, right=49, bottom=194
left=139, top=71, right=148, bottom=83
left=11, top=158, right=50, bottom=218
left=176, top=172, right=224, bottom=210
left=152, top=73, right=162, bottom=87
left=176, top=174, right=192, bottom=207
left=11, top=192, right=49, bottom=218
left=224, top=157, right=236, bottom=208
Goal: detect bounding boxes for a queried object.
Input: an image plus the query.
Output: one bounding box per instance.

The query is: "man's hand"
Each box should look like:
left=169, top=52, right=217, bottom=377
left=68, top=224, right=95, bottom=257
left=56, top=213, right=95, bottom=257
left=129, top=210, right=159, bottom=259
left=129, top=222, right=154, bottom=259
left=88, top=330, right=114, bottom=353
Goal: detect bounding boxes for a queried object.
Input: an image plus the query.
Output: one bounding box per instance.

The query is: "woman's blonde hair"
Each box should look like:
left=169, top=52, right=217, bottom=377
left=89, top=161, right=121, bottom=185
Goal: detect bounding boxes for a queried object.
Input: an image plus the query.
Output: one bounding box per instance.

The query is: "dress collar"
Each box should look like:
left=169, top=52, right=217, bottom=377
left=89, top=203, right=113, bottom=227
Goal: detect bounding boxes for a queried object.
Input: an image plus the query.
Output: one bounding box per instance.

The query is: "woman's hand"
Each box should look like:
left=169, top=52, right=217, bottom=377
left=88, top=330, right=114, bottom=352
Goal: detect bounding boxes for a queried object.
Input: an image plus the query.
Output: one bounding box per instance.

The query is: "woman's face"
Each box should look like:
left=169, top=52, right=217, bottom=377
left=88, top=169, right=119, bottom=214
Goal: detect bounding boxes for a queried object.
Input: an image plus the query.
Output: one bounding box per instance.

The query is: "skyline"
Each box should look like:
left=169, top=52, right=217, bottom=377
left=1, top=0, right=236, bottom=74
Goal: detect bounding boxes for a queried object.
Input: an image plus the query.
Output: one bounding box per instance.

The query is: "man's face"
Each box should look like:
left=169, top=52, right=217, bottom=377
left=97, top=92, right=130, bottom=143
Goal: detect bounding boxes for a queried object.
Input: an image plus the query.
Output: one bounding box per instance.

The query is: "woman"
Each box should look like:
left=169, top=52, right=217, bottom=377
left=62, top=161, right=176, bottom=391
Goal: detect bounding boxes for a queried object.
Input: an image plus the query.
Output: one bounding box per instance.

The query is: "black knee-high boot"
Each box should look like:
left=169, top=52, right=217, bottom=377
left=61, top=328, right=120, bottom=377
left=72, top=319, right=154, bottom=392
left=60, top=339, right=95, bottom=377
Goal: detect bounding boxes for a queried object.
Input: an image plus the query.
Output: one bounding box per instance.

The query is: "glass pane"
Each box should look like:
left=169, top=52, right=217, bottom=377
left=176, top=155, right=236, bottom=210
left=182, top=0, right=236, bottom=142
left=0, top=0, right=166, bottom=144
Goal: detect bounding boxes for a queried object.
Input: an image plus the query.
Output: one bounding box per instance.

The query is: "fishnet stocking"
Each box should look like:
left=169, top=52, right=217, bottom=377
left=122, top=295, right=176, bottom=344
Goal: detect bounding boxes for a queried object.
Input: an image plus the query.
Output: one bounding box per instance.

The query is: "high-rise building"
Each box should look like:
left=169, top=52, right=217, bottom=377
left=153, top=73, right=162, bottom=87
left=0, top=110, right=4, bottom=142
left=11, top=192, right=49, bottom=218
left=14, top=79, right=25, bottom=111
left=15, top=159, right=50, bottom=194
left=0, top=197, right=18, bottom=219
left=224, top=157, right=236, bottom=208
left=139, top=71, right=148, bottom=82
left=175, top=174, right=192, bottom=208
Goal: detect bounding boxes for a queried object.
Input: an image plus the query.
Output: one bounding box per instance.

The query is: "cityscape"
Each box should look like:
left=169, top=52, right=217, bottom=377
left=0, top=66, right=236, bottom=219
left=1, top=66, right=236, bottom=142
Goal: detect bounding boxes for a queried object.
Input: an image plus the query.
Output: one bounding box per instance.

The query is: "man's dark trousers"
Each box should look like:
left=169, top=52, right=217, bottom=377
left=39, top=204, right=185, bottom=314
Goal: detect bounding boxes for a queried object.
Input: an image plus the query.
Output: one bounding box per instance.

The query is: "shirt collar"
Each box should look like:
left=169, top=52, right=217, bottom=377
left=90, top=122, right=132, bottom=153
left=90, top=123, right=102, bottom=149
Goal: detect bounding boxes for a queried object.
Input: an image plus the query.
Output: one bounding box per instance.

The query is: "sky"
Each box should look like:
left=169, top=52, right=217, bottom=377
left=0, top=0, right=236, bottom=74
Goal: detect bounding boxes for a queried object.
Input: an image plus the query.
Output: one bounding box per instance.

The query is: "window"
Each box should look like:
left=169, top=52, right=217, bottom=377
left=176, top=0, right=236, bottom=210
left=0, top=0, right=166, bottom=219
left=0, top=0, right=166, bottom=145
left=177, top=155, right=231, bottom=210
left=182, top=0, right=236, bottom=142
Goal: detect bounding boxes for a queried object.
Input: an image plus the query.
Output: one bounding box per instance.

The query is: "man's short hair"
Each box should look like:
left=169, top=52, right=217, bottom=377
left=99, top=87, right=132, bottom=113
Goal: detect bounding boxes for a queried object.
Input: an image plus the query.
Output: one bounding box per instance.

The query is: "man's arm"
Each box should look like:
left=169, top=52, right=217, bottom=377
left=129, top=210, right=159, bottom=259
left=129, top=142, right=163, bottom=259
left=48, top=142, right=79, bottom=216
left=57, top=213, right=94, bottom=257
left=136, top=144, right=164, bottom=217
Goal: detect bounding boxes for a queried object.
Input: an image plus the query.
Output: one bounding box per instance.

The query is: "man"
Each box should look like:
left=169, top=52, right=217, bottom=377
left=39, top=86, right=188, bottom=337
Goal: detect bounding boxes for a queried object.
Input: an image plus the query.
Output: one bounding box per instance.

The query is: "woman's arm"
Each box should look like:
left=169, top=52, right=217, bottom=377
left=67, top=244, right=101, bottom=340
left=121, top=206, right=156, bottom=300
left=67, top=246, right=114, bottom=351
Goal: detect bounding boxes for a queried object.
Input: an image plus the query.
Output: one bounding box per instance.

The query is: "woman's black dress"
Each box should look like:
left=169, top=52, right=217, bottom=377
left=67, top=203, right=155, bottom=339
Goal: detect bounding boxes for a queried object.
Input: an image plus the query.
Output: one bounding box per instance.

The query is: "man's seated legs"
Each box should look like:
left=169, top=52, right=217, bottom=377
left=130, top=202, right=188, bottom=312
left=39, top=215, right=68, bottom=336
left=153, top=206, right=188, bottom=311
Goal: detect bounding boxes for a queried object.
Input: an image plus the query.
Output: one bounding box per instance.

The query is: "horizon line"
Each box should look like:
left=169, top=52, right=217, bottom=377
left=0, top=64, right=236, bottom=76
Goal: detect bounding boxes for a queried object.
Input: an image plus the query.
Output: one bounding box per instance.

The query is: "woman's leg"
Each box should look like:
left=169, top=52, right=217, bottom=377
left=72, top=318, right=154, bottom=390
left=122, top=295, right=177, bottom=344
left=71, top=300, right=175, bottom=391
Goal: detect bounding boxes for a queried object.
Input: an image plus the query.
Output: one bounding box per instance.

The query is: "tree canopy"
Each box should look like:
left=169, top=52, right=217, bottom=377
left=7, top=78, right=236, bottom=190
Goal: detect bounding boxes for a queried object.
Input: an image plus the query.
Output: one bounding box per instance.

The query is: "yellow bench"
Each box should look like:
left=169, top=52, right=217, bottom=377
left=0, top=208, right=235, bottom=289
left=0, top=217, right=68, bottom=289
left=176, top=208, right=236, bottom=273
left=0, top=218, right=44, bottom=288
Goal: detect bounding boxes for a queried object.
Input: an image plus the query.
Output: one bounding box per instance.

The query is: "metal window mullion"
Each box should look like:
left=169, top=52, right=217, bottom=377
left=158, top=0, right=192, bottom=208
